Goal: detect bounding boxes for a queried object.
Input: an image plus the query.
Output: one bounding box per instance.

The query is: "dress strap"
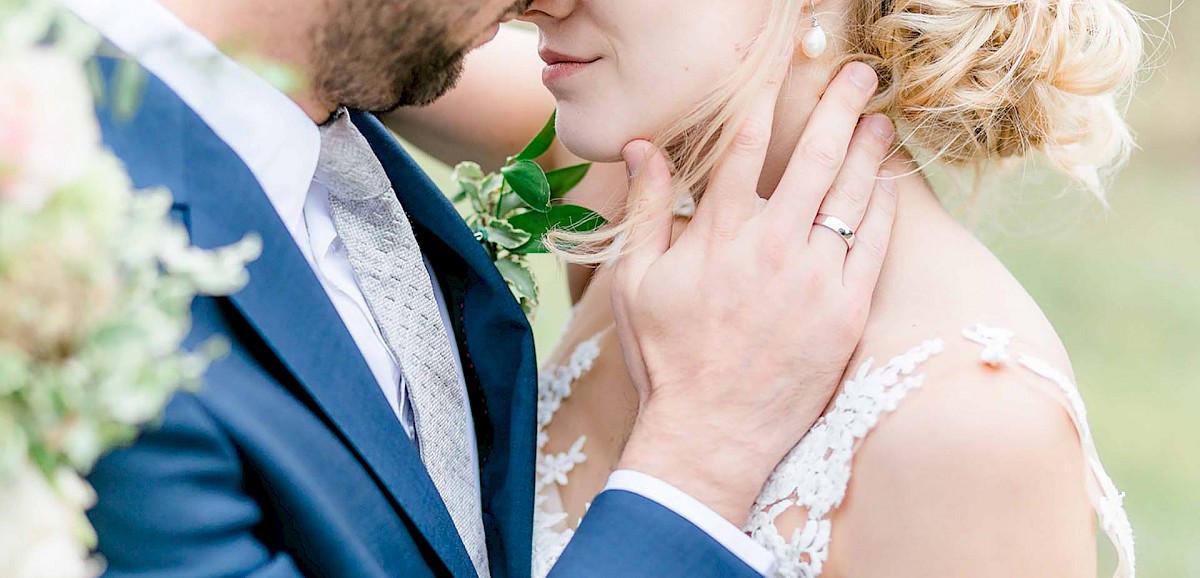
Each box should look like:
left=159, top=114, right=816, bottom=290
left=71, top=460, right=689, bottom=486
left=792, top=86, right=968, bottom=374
left=964, top=325, right=1136, bottom=578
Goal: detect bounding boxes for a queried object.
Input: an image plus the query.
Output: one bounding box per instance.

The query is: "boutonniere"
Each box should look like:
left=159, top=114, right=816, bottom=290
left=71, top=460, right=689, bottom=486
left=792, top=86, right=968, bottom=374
left=452, top=112, right=607, bottom=315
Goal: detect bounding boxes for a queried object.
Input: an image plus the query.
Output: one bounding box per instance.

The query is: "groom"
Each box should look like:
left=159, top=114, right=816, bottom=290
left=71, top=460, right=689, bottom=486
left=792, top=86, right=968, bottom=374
left=70, top=0, right=894, bottom=576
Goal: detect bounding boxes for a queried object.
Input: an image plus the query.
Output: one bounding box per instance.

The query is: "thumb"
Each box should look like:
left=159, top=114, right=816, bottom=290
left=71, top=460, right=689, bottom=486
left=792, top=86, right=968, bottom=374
left=616, top=140, right=675, bottom=291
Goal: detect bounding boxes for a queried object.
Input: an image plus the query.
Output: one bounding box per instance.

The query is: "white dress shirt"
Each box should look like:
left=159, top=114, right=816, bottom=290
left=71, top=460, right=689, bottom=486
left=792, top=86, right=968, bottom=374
left=65, top=1, right=773, bottom=574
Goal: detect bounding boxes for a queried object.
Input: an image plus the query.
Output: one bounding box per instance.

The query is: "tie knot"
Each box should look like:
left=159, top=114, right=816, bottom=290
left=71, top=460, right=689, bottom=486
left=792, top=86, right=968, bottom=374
left=316, top=108, right=394, bottom=201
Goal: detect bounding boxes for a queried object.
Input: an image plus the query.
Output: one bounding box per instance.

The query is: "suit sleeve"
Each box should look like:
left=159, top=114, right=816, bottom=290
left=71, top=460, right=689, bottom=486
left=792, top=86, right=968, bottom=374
left=548, top=487, right=768, bottom=578
left=87, top=393, right=306, bottom=578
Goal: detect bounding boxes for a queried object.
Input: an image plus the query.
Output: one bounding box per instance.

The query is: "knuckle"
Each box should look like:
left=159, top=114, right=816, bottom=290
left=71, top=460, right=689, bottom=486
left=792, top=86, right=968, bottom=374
left=704, top=218, right=742, bottom=244
left=800, top=140, right=843, bottom=172
left=878, top=187, right=899, bottom=215
left=731, top=120, right=772, bottom=153
left=835, top=95, right=866, bottom=119
left=759, top=233, right=791, bottom=271
left=797, top=269, right=826, bottom=298
left=876, top=198, right=897, bottom=221
left=829, top=179, right=870, bottom=209
left=856, top=236, right=887, bottom=263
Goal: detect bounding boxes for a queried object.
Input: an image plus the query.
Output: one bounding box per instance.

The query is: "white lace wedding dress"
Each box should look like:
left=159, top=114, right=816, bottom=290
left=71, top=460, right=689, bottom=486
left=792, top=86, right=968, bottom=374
left=532, top=323, right=1136, bottom=578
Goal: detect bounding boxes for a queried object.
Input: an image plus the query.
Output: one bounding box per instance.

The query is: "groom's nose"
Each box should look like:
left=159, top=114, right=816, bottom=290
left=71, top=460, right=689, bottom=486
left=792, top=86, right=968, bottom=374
left=520, top=0, right=575, bottom=21
left=503, top=0, right=534, bottom=21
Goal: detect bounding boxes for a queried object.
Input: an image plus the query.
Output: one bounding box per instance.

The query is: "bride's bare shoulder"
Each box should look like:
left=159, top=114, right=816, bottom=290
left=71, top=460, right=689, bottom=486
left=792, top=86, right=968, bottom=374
left=820, top=321, right=1096, bottom=576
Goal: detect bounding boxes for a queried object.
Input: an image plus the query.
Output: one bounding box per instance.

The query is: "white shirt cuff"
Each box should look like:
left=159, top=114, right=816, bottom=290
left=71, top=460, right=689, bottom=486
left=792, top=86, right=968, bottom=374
left=604, top=470, right=776, bottom=576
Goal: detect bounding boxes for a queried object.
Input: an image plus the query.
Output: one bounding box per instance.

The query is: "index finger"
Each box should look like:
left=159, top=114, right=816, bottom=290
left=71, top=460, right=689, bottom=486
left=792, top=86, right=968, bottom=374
left=691, top=45, right=792, bottom=236
left=766, top=61, right=878, bottom=226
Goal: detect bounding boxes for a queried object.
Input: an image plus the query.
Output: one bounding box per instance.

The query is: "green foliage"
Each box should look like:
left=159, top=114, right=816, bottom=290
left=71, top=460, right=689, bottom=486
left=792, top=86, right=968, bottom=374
left=511, top=111, right=557, bottom=162
left=508, top=205, right=607, bottom=255
left=453, top=110, right=606, bottom=314
left=495, top=259, right=537, bottom=305
left=483, top=220, right=532, bottom=250
left=547, top=163, right=591, bottom=201
left=501, top=160, right=551, bottom=212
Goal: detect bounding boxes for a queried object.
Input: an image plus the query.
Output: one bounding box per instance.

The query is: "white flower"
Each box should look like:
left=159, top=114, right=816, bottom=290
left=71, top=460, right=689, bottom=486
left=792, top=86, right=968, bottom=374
left=0, top=7, right=260, bottom=574
left=0, top=462, right=99, bottom=578
left=0, top=47, right=101, bottom=211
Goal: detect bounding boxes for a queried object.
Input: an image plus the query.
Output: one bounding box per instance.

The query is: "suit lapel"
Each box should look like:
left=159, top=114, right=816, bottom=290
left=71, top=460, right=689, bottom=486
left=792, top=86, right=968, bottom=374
left=97, top=64, right=476, bottom=577
left=354, top=113, right=538, bottom=578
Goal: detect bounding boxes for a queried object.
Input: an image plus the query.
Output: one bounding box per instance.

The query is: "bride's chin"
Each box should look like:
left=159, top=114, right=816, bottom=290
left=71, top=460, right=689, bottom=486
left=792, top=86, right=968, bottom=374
left=554, top=112, right=630, bottom=164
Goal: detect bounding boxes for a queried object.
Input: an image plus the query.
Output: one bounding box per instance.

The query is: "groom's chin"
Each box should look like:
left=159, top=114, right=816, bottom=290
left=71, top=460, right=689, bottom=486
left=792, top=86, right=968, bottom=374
left=347, top=52, right=467, bottom=114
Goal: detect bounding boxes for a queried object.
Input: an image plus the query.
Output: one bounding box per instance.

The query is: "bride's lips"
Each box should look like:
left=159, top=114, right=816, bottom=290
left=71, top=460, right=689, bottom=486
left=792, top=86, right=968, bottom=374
left=539, top=48, right=600, bottom=86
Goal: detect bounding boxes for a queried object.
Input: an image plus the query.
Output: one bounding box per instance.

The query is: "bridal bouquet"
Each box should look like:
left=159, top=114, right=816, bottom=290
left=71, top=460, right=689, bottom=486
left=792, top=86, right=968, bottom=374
left=0, top=2, right=260, bottom=576
left=452, top=112, right=606, bottom=314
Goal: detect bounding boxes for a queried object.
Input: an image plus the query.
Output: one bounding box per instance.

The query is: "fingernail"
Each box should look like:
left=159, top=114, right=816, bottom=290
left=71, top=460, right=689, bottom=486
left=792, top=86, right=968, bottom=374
left=868, top=115, right=893, bottom=139
left=849, top=62, right=877, bottom=90
left=878, top=170, right=897, bottom=195
left=623, top=142, right=646, bottom=178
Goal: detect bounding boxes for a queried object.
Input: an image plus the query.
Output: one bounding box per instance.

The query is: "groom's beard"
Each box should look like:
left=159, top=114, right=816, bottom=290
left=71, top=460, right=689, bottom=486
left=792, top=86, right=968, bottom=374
left=311, top=0, right=471, bottom=114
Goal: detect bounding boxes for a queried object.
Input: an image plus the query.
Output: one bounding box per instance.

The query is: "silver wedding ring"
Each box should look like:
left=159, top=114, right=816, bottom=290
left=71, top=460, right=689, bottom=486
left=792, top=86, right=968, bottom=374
left=814, top=213, right=855, bottom=250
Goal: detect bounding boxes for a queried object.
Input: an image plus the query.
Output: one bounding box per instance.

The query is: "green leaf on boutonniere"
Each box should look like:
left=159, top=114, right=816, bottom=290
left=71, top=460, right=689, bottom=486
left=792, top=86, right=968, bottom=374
left=458, top=110, right=606, bottom=316
left=497, top=190, right=527, bottom=217
left=451, top=161, right=487, bottom=206
left=508, top=205, right=608, bottom=255
left=547, top=163, right=591, bottom=200
left=501, top=160, right=551, bottom=213
left=452, top=161, right=486, bottom=185
left=478, top=172, right=505, bottom=213
left=512, top=110, right=557, bottom=162
left=495, top=259, right=537, bottom=303
left=484, top=220, right=533, bottom=250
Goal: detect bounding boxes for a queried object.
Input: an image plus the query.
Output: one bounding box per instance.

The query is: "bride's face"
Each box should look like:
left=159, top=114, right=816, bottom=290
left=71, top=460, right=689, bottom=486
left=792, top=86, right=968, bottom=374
left=519, top=0, right=770, bottom=162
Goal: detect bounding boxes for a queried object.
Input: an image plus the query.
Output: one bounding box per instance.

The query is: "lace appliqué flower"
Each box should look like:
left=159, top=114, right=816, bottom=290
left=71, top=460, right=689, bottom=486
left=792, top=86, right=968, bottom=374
left=531, top=325, right=1136, bottom=578
left=963, top=323, right=1014, bottom=366
left=532, top=329, right=607, bottom=577
left=745, top=339, right=946, bottom=578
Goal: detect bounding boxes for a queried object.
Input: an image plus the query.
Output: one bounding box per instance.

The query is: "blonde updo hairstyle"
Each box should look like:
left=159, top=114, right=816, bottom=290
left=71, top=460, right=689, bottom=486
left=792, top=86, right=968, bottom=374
left=550, top=0, right=1145, bottom=264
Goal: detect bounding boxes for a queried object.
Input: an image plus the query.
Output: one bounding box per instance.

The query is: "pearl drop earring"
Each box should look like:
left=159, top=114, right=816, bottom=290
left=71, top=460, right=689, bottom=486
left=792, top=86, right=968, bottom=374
left=802, top=0, right=827, bottom=58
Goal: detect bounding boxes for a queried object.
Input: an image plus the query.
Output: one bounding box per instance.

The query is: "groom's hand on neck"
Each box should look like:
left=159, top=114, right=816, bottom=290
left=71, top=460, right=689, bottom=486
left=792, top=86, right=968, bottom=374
left=612, top=60, right=899, bottom=525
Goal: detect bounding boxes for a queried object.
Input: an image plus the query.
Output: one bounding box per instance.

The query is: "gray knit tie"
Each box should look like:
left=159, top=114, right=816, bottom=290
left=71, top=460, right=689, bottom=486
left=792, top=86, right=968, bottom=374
left=316, top=109, right=489, bottom=578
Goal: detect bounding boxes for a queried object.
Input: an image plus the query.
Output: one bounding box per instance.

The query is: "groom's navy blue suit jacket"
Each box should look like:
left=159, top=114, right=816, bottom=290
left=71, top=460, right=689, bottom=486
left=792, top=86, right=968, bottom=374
left=87, top=60, right=761, bottom=578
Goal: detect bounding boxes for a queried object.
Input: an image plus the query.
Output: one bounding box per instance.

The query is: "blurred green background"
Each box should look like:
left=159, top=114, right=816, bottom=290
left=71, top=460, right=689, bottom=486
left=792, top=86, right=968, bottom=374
left=406, top=4, right=1199, bottom=575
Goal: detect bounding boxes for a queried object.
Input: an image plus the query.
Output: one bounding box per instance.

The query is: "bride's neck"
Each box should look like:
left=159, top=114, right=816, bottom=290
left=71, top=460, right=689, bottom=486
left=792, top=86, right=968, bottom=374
left=753, top=64, right=831, bottom=198
left=750, top=62, right=952, bottom=299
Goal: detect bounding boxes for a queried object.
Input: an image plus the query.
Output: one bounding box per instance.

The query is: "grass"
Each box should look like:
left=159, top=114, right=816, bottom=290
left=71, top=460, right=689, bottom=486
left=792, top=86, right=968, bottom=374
left=984, top=159, right=1200, bottom=577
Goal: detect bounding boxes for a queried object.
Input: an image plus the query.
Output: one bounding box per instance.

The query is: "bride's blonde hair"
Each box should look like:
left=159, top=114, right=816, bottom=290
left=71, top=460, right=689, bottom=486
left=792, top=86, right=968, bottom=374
left=550, top=0, right=1145, bottom=264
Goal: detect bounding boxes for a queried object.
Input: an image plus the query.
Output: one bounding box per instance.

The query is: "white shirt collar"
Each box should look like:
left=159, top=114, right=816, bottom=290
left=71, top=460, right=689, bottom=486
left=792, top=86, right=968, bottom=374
left=64, top=0, right=321, bottom=240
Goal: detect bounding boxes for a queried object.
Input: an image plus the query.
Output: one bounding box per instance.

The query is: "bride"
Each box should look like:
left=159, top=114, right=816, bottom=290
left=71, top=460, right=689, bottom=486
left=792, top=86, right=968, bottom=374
left=388, top=0, right=1143, bottom=575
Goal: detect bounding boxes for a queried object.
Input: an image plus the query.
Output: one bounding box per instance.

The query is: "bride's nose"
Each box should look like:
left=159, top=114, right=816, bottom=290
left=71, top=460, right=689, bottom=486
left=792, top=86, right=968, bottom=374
left=517, top=0, right=576, bottom=22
